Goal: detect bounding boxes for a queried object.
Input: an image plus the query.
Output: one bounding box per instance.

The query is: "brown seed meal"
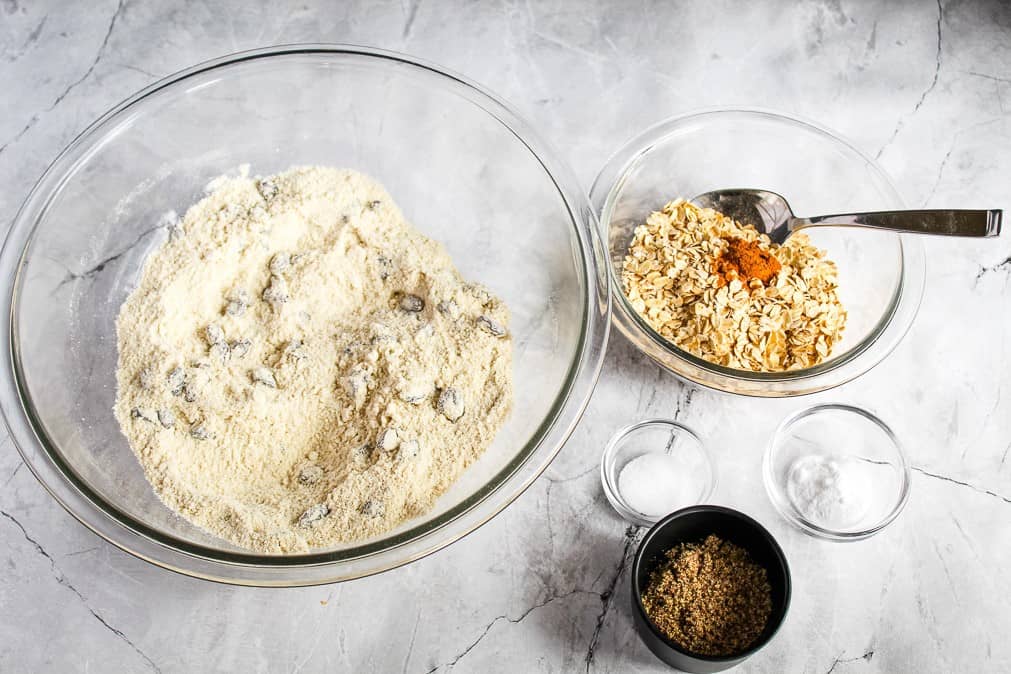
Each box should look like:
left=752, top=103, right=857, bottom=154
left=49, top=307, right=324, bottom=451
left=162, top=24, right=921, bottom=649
left=640, top=535, right=773, bottom=657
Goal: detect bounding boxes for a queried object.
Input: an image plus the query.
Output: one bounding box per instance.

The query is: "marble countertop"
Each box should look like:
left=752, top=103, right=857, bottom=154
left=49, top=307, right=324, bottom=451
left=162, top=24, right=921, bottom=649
left=2, top=1, right=1010, bottom=671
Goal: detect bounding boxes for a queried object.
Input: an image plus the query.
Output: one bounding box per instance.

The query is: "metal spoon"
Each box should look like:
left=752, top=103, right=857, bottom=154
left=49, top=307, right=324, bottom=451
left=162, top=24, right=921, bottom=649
left=691, top=189, right=1002, bottom=245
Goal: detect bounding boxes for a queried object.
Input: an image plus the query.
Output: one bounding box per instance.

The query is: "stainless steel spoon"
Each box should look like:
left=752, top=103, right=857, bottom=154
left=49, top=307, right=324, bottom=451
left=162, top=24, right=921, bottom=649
left=691, top=189, right=1002, bottom=245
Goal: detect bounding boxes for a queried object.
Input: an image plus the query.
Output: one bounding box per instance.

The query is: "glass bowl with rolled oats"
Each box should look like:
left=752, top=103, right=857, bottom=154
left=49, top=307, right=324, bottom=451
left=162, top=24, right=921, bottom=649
left=591, top=109, right=926, bottom=396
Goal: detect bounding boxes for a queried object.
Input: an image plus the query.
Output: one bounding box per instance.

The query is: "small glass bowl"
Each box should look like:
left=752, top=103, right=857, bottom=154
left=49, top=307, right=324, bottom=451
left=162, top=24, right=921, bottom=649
left=763, top=404, right=910, bottom=540
left=601, top=419, right=717, bottom=526
left=590, top=108, right=926, bottom=397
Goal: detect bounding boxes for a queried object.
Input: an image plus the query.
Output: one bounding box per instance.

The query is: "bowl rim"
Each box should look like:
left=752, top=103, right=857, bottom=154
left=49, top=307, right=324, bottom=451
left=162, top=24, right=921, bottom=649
left=761, top=402, right=911, bottom=540
left=0, top=44, right=611, bottom=585
left=590, top=106, right=926, bottom=397
left=599, top=418, right=717, bottom=526
left=631, top=504, right=793, bottom=663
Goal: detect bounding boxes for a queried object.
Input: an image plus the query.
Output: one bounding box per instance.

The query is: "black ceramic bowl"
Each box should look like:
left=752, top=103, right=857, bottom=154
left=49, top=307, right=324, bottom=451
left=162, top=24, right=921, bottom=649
left=631, top=506, right=792, bottom=672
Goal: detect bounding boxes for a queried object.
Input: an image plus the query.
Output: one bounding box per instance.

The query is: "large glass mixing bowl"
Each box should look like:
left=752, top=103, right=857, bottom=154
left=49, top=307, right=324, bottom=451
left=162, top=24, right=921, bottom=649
left=0, top=46, right=609, bottom=585
left=591, top=109, right=925, bottom=396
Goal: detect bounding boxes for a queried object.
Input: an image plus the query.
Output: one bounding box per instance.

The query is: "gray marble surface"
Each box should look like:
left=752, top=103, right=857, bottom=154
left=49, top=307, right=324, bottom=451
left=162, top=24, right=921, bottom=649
left=2, top=0, right=1010, bottom=671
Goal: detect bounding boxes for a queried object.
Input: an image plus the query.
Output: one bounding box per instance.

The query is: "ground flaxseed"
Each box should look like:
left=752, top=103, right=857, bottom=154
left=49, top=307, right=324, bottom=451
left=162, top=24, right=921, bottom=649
left=640, top=534, right=772, bottom=657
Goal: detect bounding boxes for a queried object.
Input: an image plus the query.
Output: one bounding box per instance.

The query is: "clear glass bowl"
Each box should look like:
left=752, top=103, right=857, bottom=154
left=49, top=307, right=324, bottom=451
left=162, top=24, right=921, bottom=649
left=600, top=419, right=716, bottom=527
left=763, top=404, right=910, bottom=540
left=0, top=46, right=610, bottom=585
left=590, top=108, right=926, bottom=396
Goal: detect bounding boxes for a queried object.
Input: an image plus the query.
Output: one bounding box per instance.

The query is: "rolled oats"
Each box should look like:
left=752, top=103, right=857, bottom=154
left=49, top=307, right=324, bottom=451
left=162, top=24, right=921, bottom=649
left=621, top=199, right=846, bottom=372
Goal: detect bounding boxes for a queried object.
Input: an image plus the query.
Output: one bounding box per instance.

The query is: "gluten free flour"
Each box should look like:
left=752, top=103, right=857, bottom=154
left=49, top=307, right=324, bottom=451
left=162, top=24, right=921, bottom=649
left=114, top=167, right=513, bottom=553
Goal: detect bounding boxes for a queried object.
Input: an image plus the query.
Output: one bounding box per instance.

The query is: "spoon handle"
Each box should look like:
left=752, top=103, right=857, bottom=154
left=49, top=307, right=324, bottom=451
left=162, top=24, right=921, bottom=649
left=792, top=209, right=1002, bottom=238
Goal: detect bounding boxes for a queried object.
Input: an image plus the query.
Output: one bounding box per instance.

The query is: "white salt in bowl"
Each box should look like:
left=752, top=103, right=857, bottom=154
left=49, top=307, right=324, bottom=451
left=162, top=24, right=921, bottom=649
left=763, top=404, right=910, bottom=540
left=0, top=46, right=610, bottom=585
left=600, top=419, right=717, bottom=526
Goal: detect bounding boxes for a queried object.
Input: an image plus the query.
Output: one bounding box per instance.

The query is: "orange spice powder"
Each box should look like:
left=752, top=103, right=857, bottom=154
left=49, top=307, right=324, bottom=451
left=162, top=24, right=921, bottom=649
left=713, top=237, right=781, bottom=287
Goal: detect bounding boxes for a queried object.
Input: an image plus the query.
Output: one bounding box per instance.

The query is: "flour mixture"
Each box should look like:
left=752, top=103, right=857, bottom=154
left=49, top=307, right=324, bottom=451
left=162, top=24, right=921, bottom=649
left=114, top=166, right=513, bottom=553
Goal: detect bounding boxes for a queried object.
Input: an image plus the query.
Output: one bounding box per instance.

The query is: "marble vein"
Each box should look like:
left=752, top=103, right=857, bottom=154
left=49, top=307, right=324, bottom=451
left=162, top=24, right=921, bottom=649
left=1, top=14, right=46, bottom=62
left=114, top=62, right=160, bottom=79
left=3, top=459, right=21, bottom=487
left=402, top=0, right=421, bottom=41
left=542, top=464, right=596, bottom=485
left=47, top=0, right=124, bottom=114
left=55, top=219, right=167, bottom=290
left=289, top=623, right=329, bottom=674
left=931, top=540, right=959, bottom=601
left=584, top=525, right=639, bottom=673
left=638, top=366, right=663, bottom=413
left=824, top=649, right=874, bottom=674
left=400, top=611, right=422, bottom=674
left=1, top=509, right=162, bottom=673
left=948, top=514, right=981, bottom=562
left=875, top=0, right=943, bottom=160
left=912, top=466, right=1011, bottom=505
left=672, top=386, right=695, bottom=421
left=925, top=117, right=1003, bottom=205
left=425, top=589, right=597, bottom=673
left=966, top=70, right=1011, bottom=85
left=0, top=0, right=124, bottom=157
left=974, top=254, right=1011, bottom=284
